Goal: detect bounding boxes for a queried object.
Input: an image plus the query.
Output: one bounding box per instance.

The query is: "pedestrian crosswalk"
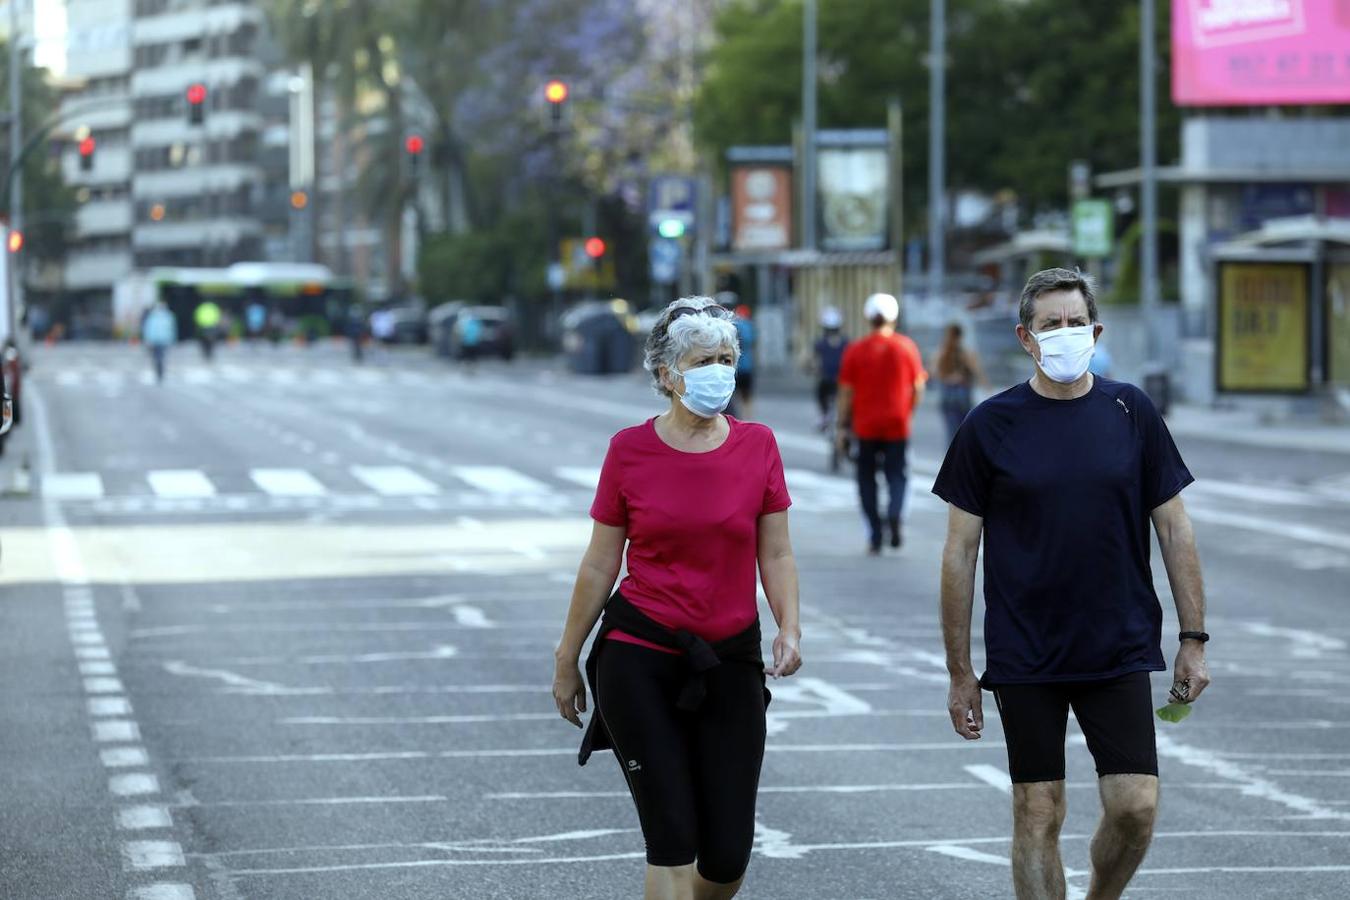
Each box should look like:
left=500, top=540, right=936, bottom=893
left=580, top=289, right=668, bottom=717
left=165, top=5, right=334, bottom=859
left=45, top=364, right=443, bottom=391
left=35, top=463, right=875, bottom=516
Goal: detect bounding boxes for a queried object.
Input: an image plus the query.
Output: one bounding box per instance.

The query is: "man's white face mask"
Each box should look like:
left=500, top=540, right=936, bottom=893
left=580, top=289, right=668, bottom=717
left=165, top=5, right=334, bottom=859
left=1032, top=324, right=1096, bottom=384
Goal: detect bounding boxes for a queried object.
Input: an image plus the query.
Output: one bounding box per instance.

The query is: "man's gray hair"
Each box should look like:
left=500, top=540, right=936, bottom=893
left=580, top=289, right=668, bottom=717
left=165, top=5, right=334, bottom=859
left=642, top=296, right=740, bottom=398
left=1018, top=267, right=1099, bottom=330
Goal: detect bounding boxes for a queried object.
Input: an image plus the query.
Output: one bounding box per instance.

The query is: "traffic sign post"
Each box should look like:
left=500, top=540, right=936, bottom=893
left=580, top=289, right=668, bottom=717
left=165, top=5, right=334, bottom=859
left=649, top=237, right=681, bottom=285
left=648, top=175, right=698, bottom=236
left=1072, top=199, right=1114, bottom=258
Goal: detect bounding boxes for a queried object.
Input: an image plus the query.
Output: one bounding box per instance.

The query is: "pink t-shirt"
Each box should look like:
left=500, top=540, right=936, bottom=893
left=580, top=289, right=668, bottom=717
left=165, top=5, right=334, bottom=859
left=589, top=416, right=792, bottom=653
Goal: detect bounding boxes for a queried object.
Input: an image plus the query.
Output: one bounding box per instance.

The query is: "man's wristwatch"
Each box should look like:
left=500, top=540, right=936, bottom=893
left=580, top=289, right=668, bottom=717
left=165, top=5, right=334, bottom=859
left=1178, top=631, right=1210, bottom=644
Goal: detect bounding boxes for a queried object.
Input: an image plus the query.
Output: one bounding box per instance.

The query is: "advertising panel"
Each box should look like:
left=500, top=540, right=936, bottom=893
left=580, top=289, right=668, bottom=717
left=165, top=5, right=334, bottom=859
left=731, top=165, right=792, bottom=252
left=1072, top=200, right=1115, bottom=258
left=1173, top=1, right=1350, bottom=106
left=1217, top=261, right=1310, bottom=392
left=817, top=146, right=889, bottom=252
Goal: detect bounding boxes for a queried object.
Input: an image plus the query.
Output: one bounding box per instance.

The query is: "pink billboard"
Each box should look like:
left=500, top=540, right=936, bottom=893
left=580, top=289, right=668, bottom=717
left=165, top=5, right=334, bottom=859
left=1172, top=0, right=1350, bottom=105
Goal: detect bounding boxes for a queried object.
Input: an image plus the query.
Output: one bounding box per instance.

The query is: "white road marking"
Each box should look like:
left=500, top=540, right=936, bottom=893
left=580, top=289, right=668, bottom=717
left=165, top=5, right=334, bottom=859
left=147, top=469, right=217, bottom=498
left=211, top=646, right=459, bottom=666
left=77, top=646, right=112, bottom=660
left=181, top=741, right=1004, bottom=764
left=84, top=677, right=125, bottom=694
left=127, top=885, right=196, bottom=900
left=1155, top=733, right=1350, bottom=820
left=89, top=697, right=133, bottom=717
left=102, top=747, right=151, bottom=768
left=163, top=661, right=294, bottom=695
left=280, top=713, right=559, bottom=726
left=117, top=805, right=173, bottom=830
left=452, top=605, right=493, bottom=628
left=451, top=466, right=552, bottom=495
left=122, top=840, right=186, bottom=870
left=927, top=844, right=1011, bottom=865
left=553, top=467, right=601, bottom=489
left=93, top=720, right=141, bottom=743
left=964, top=764, right=1013, bottom=794
left=1188, top=480, right=1322, bottom=507
left=109, top=773, right=161, bottom=797
left=79, top=661, right=118, bottom=676
left=1187, top=505, right=1350, bottom=552
left=42, top=472, right=106, bottom=500
left=350, top=465, right=439, bottom=496
left=175, top=795, right=449, bottom=809
left=250, top=468, right=328, bottom=497
left=1242, top=622, right=1347, bottom=659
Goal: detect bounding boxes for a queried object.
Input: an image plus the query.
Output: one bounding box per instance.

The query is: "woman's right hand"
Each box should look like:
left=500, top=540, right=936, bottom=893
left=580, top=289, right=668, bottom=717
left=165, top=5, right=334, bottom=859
left=553, top=660, right=587, bottom=729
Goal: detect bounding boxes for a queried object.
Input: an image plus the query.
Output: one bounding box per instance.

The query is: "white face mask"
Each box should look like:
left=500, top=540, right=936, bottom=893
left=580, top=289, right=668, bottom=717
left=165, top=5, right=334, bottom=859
left=1032, top=324, right=1096, bottom=384
left=672, top=363, right=737, bottom=418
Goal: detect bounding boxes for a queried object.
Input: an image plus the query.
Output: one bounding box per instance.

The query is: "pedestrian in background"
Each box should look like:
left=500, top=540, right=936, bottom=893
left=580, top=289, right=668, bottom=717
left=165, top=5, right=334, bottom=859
left=933, top=323, right=987, bottom=444
left=193, top=299, right=222, bottom=361
left=732, top=304, right=756, bottom=420
left=836, top=292, right=927, bottom=554
left=457, top=311, right=482, bottom=368
left=141, top=301, right=178, bottom=384
left=245, top=300, right=268, bottom=345
left=935, top=267, right=1209, bottom=900
left=553, top=295, right=802, bottom=900
left=811, top=306, right=849, bottom=429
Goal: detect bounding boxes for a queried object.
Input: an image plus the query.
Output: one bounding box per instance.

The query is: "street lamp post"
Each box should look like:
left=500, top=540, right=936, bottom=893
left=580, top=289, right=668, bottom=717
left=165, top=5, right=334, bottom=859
left=7, top=0, right=24, bottom=340
left=801, top=0, right=817, bottom=251
left=1140, top=0, right=1160, bottom=365
left=928, top=0, right=945, bottom=307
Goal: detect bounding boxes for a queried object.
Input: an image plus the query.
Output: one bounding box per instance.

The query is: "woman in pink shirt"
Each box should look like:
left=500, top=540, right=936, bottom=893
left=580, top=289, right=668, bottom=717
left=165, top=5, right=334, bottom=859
left=553, top=296, right=803, bottom=900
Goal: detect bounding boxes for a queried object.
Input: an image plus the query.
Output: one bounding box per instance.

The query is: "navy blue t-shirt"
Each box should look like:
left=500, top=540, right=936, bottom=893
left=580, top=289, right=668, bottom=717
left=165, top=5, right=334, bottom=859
left=932, top=377, right=1194, bottom=685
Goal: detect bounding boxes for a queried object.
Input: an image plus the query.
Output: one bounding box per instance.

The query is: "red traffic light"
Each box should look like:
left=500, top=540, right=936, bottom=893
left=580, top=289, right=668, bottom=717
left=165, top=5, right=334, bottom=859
left=186, top=83, right=207, bottom=105
left=7, top=230, right=22, bottom=253
left=545, top=80, right=569, bottom=104
left=584, top=237, right=606, bottom=259
left=79, top=137, right=96, bottom=157
left=405, top=135, right=425, bottom=155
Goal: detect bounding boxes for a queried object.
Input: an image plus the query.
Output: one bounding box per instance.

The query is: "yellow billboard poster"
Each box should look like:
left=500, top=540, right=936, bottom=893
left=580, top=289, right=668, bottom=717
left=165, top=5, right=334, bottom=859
left=1217, top=262, right=1310, bottom=393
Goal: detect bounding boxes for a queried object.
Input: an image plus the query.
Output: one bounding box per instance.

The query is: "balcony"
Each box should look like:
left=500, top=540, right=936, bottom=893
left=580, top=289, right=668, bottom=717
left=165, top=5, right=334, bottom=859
left=131, top=110, right=261, bottom=147
left=132, top=164, right=261, bottom=198
left=131, top=58, right=263, bottom=97
left=132, top=3, right=262, bottom=46
left=65, top=249, right=134, bottom=290
left=76, top=200, right=134, bottom=237
left=133, top=218, right=263, bottom=250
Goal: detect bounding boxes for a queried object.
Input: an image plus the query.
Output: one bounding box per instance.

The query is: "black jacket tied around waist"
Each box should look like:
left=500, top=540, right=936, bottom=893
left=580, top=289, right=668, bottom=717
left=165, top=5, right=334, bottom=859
left=577, top=591, right=770, bottom=766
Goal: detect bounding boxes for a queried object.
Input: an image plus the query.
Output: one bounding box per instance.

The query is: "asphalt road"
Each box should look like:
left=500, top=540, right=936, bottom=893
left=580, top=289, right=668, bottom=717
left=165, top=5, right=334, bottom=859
left=2, top=341, right=1349, bottom=900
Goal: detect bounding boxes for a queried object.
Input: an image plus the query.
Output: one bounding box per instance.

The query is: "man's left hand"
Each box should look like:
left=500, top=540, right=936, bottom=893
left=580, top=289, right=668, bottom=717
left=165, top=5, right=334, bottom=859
left=1170, top=643, right=1211, bottom=704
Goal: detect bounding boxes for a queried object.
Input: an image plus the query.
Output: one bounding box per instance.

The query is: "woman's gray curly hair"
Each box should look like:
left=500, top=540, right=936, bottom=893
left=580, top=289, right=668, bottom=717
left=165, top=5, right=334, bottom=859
left=642, top=296, right=741, bottom=398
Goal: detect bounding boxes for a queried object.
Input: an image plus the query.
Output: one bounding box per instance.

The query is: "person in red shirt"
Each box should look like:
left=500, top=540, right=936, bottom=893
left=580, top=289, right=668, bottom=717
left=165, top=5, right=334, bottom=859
left=552, top=295, right=803, bottom=900
left=836, top=292, right=927, bottom=554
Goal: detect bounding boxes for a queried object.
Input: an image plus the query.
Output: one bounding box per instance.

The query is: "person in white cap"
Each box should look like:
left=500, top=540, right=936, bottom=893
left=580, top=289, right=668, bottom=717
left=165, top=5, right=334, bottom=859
left=835, top=293, right=927, bottom=554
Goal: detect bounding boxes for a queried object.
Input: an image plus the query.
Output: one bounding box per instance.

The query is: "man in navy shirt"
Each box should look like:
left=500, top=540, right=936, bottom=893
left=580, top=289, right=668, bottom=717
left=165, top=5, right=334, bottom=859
left=934, top=268, right=1210, bottom=900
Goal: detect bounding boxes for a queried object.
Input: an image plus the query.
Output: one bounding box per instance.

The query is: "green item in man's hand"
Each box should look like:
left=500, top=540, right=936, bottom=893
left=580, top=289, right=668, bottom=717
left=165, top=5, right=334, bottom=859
left=1156, top=703, right=1193, bottom=723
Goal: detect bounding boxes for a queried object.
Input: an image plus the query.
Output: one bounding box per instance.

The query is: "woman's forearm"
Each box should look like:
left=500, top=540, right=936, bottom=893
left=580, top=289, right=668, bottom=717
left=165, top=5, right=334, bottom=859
left=555, top=564, right=616, bottom=665
left=760, top=554, right=801, bottom=635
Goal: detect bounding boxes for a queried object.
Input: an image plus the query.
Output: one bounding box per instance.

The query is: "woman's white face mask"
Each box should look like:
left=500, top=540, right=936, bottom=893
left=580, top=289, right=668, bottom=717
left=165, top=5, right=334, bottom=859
left=671, top=363, right=737, bottom=418
left=1032, top=324, right=1096, bottom=384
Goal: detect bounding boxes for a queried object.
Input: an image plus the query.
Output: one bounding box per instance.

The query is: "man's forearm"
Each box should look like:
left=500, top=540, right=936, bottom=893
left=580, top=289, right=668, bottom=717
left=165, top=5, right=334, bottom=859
left=1161, top=529, right=1206, bottom=633
left=940, top=544, right=979, bottom=676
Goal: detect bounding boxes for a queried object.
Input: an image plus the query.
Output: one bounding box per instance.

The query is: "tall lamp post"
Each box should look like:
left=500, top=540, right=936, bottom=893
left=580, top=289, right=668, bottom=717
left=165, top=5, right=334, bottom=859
left=7, top=0, right=25, bottom=339
left=1140, top=0, right=1160, bottom=365
left=928, top=0, right=945, bottom=306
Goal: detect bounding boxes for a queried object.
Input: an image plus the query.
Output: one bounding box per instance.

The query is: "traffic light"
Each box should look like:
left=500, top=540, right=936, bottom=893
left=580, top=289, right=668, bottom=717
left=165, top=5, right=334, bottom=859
left=290, top=190, right=309, bottom=210
left=186, top=83, right=207, bottom=125
left=6, top=230, right=22, bottom=253
left=405, top=134, right=425, bottom=178
left=584, top=236, right=606, bottom=259
left=78, top=136, right=96, bottom=172
left=656, top=218, right=685, bottom=239
left=545, top=79, right=568, bottom=126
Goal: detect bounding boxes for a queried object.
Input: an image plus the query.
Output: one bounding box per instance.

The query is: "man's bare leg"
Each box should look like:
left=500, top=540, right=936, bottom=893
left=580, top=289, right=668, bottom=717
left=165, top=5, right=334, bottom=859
left=1086, top=774, right=1159, bottom=900
left=1011, top=780, right=1067, bottom=900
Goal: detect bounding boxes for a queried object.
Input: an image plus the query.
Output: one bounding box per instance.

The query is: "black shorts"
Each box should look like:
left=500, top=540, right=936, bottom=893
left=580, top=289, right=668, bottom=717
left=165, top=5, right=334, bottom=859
left=990, top=671, right=1158, bottom=783
left=594, top=639, right=766, bottom=882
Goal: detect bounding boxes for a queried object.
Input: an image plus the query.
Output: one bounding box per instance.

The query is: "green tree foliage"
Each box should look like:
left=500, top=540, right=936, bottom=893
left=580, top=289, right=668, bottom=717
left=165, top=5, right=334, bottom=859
left=695, top=0, right=1181, bottom=229
left=0, top=40, right=77, bottom=268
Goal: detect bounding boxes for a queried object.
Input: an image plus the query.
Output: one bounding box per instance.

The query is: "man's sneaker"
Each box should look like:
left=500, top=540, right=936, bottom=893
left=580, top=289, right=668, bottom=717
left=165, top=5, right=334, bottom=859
left=888, top=518, right=902, bottom=549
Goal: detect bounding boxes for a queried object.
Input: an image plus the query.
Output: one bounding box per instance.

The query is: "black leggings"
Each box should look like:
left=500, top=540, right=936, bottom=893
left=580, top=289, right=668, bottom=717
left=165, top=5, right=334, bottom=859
left=594, top=638, right=767, bottom=883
